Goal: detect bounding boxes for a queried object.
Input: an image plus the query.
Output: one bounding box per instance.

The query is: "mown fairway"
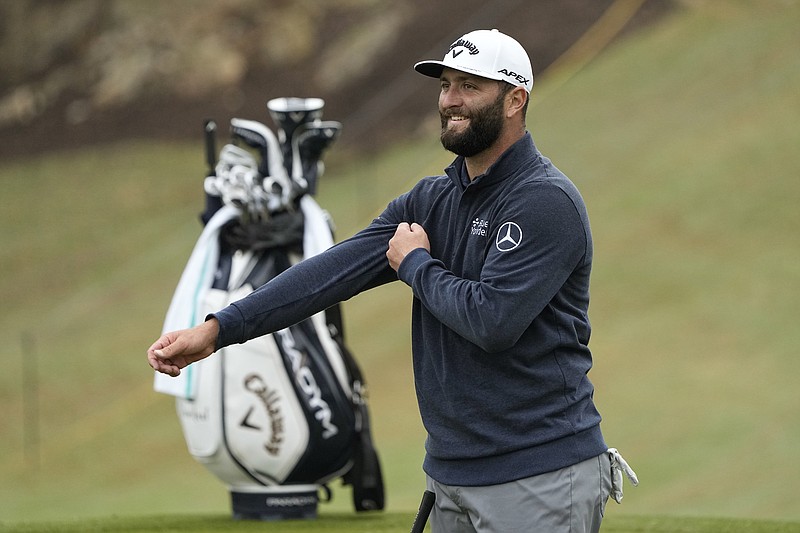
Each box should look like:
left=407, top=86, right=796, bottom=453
left=2, top=513, right=800, bottom=533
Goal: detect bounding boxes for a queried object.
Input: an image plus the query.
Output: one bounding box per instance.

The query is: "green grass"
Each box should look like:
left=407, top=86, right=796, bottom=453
left=2, top=513, right=799, bottom=533
left=530, top=0, right=800, bottom=520
left=2, top=0, right=800, bottom=530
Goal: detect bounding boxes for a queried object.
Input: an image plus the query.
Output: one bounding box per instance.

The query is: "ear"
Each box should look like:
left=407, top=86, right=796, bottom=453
left=505, top=87, right=527, bottom=119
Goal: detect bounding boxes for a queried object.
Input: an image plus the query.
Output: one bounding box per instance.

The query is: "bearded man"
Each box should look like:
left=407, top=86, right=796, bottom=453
left=149, top=29, right=621, bottom=532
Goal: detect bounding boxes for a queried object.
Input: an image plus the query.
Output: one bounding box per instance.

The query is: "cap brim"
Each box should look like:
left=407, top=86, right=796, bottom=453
left=414, top=60, right=447, bottom=79
left=414, top=60, right=508, bottom=84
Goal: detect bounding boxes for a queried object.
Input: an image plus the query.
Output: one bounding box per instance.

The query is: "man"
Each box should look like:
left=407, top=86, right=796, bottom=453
left=150, top=29, right=614, bottom=531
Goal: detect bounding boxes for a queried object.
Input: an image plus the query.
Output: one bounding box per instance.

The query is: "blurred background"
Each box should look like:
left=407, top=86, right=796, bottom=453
left=1, top=0, right=798, bottom=526
left=0, top=0, right=669, bottom=160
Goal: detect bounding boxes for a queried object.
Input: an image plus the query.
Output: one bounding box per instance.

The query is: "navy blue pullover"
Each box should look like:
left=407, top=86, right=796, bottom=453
left=212, top=133, right=606, bottom=486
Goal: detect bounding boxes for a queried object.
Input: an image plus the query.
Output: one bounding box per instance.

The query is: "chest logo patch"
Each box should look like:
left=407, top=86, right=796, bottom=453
left=496, top=221, right=523, bottom=252
left=471, top=217, right=489, bottom=237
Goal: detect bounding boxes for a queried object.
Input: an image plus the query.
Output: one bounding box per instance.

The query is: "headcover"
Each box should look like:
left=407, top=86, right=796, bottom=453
left=414, top=29, right=533, bottom=92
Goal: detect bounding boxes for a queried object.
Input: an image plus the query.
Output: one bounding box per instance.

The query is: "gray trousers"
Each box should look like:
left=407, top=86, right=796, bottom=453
left=426, top=452, right=612, bottom=533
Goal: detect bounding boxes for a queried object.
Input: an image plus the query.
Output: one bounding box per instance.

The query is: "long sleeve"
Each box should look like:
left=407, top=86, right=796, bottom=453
left=211, top=221, right=399, bottom=350
left=397, top=181, right=591, bottom=353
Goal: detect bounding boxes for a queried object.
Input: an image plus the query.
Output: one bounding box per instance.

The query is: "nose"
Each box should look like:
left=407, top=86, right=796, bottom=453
left=439, top=86, right=463, bottom=111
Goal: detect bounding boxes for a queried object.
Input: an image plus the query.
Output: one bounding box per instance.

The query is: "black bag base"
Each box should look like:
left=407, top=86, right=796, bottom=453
left=230, top=487, right=319, bottom=521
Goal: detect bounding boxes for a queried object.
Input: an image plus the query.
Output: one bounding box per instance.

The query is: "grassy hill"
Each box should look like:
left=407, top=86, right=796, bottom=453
left=1, top=0, right=799, bottom=530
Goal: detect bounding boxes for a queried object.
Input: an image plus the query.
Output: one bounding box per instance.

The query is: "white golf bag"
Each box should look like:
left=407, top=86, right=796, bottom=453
left=154, top=98, right=384, bottom=520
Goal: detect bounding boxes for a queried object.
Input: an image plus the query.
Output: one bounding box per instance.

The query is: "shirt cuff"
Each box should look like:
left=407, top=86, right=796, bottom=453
left=206, top=304, right=246, bottom=351
left=397, top=247, right=432, bottom=287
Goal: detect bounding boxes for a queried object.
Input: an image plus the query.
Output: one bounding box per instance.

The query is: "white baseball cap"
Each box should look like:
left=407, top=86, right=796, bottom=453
left=414, top=29, right=534, bottom=92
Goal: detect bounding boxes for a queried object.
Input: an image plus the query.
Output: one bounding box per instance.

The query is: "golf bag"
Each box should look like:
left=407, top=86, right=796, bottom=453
left=154, top=97, right=384, bottom=520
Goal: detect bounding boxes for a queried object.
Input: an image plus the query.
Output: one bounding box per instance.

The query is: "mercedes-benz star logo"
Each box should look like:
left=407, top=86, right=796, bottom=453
left=495, top=221, right=523, bottom=252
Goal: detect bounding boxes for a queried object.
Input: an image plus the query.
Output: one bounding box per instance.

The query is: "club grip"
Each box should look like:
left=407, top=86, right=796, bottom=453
left=204, top=119, right=217, bottom=174
left=410, top=490, right=435, bottom=533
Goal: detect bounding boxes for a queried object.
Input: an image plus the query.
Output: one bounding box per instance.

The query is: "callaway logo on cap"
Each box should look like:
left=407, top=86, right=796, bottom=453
left=414, top=29, right=534, bottom=92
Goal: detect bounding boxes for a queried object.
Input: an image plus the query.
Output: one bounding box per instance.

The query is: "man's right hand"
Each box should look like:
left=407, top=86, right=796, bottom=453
left=147, top=318, right=220, bottom=377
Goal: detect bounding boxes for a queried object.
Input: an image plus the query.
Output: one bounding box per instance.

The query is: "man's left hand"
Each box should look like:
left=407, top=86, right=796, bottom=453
left=387, top=222, right=430, bottom=271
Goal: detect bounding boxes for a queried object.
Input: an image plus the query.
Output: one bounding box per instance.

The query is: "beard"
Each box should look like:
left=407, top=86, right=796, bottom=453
left=440, top=90, right=506, bottom=157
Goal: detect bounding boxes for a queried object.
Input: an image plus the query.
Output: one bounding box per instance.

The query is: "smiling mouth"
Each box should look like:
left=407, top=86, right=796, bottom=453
left=445, top=115, right=469, bottom=129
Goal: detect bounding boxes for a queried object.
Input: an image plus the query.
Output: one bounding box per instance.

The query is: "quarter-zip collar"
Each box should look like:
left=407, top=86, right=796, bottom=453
left=444, top=132, right=538, bottom=191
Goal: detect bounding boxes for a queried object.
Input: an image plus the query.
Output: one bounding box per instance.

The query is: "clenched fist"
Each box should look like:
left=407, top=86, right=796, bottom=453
left=387, top=222, right=430, bottom=271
